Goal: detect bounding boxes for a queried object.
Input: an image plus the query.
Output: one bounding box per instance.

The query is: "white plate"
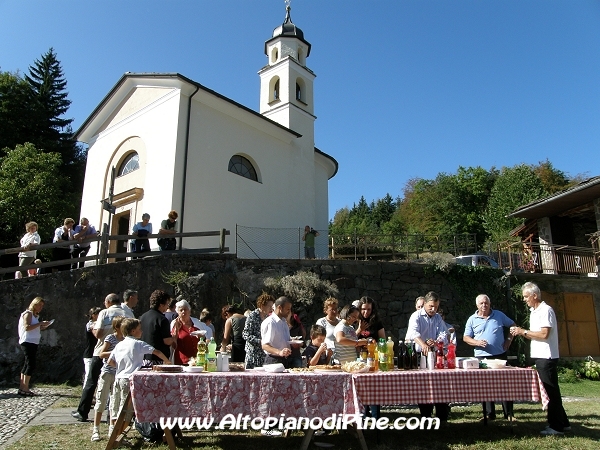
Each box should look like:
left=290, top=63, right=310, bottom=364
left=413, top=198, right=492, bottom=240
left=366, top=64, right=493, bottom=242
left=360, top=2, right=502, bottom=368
left=248, top=367, right=265, bottom=371
left=47, top=319, right=55, bottom=326
left=288, top=340, right=304, bottom=345
left=190, top=330, right=207, bottom=337
left=314, top=368, right=342, bottom=373
left=182, top=366, right=204, bottom=373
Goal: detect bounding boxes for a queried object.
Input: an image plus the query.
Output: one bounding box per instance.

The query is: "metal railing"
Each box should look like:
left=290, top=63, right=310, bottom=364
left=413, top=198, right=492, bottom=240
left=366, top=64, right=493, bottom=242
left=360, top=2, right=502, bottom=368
left=497, top=241, right=598, bottom=275
left=329, top=233, right=479, bottom=260
left=0, top=229, right=229, bottom=276
left=235, top=226, right=478, bottom=260
left=235, top=225, right=328, bottom=259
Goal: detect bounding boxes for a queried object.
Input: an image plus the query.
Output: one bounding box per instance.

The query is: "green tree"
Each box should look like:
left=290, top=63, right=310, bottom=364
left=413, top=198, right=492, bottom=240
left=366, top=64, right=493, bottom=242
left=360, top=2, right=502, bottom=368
left=0, top=71, right=38, bottom=155
left=0, top=143, right=70, bottom=247
left=396, top=178, right=439, bottom=235
left=482, top=164, right=547, bottom=243
left=533, top=159, right=570, bottom=194
left=371, top=193, right=396, bottom=229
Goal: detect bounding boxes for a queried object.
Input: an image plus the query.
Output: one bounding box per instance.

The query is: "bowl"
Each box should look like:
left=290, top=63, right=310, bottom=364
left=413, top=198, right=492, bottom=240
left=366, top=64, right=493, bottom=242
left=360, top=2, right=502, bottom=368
left=182, top=366, right=204, bottom=373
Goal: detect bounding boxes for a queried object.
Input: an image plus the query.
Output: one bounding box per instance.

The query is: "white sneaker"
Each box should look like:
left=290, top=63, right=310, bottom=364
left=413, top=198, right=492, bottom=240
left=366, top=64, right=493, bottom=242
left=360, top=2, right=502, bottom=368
left=540, top=427, right=564, bottom=436
left=261, top=429, right=282, bottom=437
left=91, top=431, right=100, bottom=442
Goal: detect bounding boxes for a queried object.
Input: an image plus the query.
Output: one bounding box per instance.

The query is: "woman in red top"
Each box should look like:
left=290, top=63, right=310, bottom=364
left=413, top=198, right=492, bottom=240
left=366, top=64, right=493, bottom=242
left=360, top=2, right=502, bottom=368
left=170, top=300, right=201, bottom=365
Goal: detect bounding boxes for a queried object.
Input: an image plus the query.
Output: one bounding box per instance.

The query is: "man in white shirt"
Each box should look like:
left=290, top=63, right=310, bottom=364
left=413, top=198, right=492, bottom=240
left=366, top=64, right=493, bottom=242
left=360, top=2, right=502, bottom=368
left=406, top=291, right=452, bottom=422
left=121, top=289, right=138, bottom=318
left=261, top=296, right=294, bottom=368
left=510, top=282, right=570, bottom=436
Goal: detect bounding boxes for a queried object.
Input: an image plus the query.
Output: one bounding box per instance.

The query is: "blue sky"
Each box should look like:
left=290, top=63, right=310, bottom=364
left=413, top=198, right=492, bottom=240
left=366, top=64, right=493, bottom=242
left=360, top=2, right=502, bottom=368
left=1, top=0, right=599, bottom=219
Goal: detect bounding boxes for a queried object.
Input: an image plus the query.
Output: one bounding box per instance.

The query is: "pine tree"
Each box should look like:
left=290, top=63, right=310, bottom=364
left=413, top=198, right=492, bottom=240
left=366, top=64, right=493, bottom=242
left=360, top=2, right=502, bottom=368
left=25, top=48, right=85, bottom=193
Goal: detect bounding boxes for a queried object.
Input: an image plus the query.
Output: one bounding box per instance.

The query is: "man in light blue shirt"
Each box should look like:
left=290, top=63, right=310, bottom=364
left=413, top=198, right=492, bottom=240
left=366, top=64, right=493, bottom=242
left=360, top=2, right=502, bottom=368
left=463, top=294, right=516, bottom=420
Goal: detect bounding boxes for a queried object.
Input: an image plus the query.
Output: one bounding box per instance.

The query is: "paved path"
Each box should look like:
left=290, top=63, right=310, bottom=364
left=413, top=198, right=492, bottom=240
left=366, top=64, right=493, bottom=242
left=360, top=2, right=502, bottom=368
left=0, top=387, right=107, bottom=449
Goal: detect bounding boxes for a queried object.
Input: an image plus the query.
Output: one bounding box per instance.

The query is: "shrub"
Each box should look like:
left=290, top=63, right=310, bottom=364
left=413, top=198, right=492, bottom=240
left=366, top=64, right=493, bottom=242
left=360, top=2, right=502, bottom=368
left=263, top=270, right=338, bottom=306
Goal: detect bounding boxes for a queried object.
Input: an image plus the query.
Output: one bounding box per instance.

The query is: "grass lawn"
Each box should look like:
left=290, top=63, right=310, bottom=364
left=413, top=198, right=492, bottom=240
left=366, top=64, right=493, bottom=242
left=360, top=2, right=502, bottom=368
left=7, top=381, right=600, bottom=450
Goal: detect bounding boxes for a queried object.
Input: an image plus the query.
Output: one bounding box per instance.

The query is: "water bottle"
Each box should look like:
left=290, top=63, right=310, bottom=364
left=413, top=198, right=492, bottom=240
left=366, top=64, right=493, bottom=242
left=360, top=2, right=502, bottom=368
left=386, top=337, right=394, bottom=369
left=378, top=338, right=388, bottom=371
left=196, top=337, right=207, bottom=369
left=207, top=337, right=217, bottom=372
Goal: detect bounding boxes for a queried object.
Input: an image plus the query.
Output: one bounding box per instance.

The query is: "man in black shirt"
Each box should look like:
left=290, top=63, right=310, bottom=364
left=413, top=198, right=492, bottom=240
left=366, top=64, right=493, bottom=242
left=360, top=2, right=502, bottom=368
left=140, top=290, right=173, bottom=364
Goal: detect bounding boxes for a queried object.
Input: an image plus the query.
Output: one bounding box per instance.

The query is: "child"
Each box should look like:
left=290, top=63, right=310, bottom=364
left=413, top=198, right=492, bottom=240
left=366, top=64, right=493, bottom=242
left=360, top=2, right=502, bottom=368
left=91, top=316, right=124, bottom=442
left=303, top=325, right=333, bottom=367
left=200, top=309, right=215, bottom=339
left=108, top=318, right=170, bottom=427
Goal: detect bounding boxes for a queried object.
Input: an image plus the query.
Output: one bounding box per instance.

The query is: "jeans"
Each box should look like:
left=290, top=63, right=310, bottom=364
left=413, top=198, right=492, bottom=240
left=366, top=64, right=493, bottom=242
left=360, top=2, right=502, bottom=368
left=536, top=358, right=570, bottom=431
left=77, top=356, right=103, bottom=419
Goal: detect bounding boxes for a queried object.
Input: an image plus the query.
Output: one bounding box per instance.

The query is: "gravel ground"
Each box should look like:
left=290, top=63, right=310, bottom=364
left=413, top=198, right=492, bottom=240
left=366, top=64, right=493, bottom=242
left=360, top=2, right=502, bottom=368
left=0, top=387, right=64, bottom=447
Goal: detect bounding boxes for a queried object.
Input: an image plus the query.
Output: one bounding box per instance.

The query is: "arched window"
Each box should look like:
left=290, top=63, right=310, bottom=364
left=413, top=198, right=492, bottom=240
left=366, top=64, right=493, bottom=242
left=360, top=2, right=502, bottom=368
left=296, top=83, right=302, bottom=101
left=273, top=80, right=280, bottom=100
left=271, top=47, right=278, bottom=64
left=118, top=152, right=139, bottom=176
left=228, top=155, right=258, bottom=182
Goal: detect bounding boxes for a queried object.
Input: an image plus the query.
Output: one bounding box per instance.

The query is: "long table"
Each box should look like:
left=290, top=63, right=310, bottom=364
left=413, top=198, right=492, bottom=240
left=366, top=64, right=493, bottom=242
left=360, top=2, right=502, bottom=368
left=128, top=367, right=548, bottom=449
left=351, top=367, right=549, bottom=408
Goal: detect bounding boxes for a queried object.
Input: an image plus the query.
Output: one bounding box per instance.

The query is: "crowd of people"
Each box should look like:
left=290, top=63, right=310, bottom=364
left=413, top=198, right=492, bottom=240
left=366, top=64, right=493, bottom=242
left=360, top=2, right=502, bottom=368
left=16, top=280, right=568, bottom=440
left=13, top=211, right=183, bottom=278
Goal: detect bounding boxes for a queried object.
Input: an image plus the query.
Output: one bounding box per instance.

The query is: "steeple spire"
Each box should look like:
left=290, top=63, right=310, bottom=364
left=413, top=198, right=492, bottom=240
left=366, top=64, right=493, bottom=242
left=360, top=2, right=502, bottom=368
left=284, top=0, right=292, bottom=23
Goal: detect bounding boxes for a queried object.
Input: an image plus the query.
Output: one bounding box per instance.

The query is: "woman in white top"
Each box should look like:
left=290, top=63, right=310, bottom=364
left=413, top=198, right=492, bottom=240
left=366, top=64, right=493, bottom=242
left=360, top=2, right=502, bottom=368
left=18, top=221, right=41, bottom=278
left=18, top=297, right=51, bottom=395
left=334, top=305, right=367, bottom=364
left=316, top=297, right=340, bottom=350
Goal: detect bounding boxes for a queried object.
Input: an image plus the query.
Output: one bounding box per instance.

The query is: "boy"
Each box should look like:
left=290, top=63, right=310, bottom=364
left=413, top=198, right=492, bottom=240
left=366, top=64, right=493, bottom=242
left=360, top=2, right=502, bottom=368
left=303, top=325, right=333, bottom=367
left=91, top=316, right=124, bottom=442
left=108, top=318, right=170, bottom=425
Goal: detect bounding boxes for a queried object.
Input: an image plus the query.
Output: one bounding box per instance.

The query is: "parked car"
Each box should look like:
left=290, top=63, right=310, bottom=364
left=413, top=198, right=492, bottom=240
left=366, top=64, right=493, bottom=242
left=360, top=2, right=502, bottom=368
left=455, top=254, right=499, bottom=268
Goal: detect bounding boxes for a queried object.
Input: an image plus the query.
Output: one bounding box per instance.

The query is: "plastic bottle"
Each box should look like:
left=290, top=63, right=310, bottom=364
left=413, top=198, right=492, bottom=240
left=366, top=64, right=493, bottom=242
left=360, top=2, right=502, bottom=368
left=435, top=340, right=445, bottom=369
left=207, top=337, right=217, bottom=372
left=386, top=337, right=394, bottom=369
left=446, top=342, right=456, bottom=369
left=196, top=337, right=207, bottom=368
left=378, top=338, right=388, bottom=371
left=367, top=338, right=376, bottom=372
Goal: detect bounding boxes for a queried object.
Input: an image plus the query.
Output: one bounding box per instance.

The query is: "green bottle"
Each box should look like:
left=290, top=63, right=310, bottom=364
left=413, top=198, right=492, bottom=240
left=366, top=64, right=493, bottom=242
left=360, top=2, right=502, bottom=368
left=207, top=337, right=217, bottom=372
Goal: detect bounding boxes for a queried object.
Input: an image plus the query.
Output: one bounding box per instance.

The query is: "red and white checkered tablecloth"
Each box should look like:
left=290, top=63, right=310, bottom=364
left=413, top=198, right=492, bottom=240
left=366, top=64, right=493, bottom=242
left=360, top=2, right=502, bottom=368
left=351, top=367, right=549, bottom=410
left=130, top=371, right=358, bottom=423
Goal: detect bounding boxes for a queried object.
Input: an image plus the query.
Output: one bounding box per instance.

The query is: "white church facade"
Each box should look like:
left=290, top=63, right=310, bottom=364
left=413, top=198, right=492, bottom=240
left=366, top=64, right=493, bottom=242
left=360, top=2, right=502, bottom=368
left=75, top=5, right=337, bottom=259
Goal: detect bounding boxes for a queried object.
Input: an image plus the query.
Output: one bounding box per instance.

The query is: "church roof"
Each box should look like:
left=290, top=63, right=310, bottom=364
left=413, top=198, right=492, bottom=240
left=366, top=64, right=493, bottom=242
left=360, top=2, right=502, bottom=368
left=75, top=72, right=337, bottom=178
left=75, top=72, right=302, bottom=141
left=264, top=5, right=311, bottom=56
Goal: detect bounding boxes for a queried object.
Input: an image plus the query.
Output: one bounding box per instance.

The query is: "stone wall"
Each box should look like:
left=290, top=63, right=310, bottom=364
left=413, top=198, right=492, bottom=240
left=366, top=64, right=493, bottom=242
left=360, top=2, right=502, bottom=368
left=1, top=255, right=598, bottom=384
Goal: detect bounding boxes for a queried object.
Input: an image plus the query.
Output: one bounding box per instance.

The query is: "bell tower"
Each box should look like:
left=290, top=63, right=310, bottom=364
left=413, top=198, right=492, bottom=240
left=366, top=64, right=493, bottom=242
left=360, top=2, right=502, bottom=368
left=259, top=1, right=315, bottom=143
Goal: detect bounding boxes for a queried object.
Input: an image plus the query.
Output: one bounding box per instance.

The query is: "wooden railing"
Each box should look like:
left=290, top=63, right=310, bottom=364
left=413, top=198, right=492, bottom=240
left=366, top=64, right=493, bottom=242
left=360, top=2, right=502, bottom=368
left=0, top=229, right=229, bottom=276
left=497, top=241, right=598, bottom=275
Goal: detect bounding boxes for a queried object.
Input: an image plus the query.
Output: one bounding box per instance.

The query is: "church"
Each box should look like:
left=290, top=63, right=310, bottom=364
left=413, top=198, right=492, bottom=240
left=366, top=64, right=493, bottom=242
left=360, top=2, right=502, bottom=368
left=75, top=4, right=337, bottom=259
